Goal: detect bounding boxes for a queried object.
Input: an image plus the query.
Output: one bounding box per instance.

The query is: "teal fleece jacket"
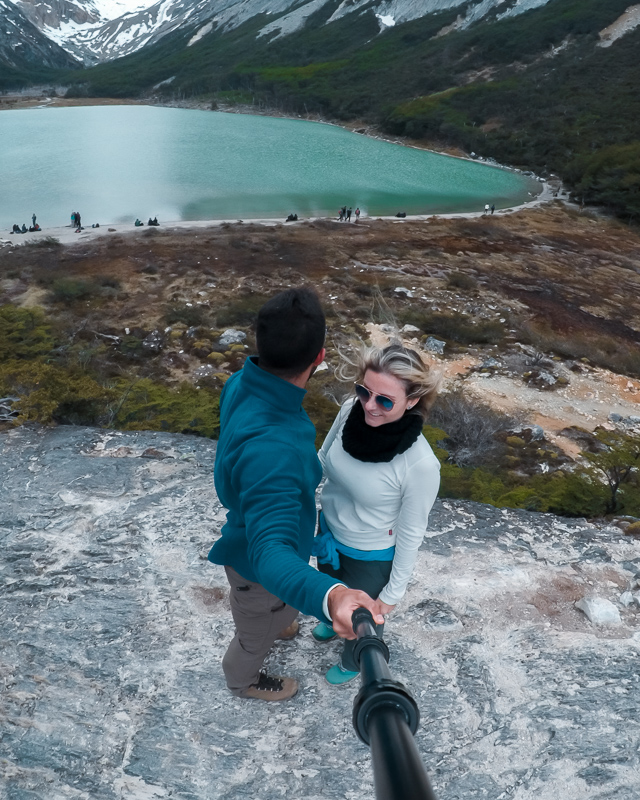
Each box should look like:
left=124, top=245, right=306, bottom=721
left=208, top=357, right=338, bottom=623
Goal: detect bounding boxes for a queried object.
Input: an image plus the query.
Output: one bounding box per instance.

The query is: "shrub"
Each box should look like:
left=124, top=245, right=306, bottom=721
left=0, top=305, right=54, bottom=361
left=304, top=390, right=341, bottom=448
left=518, top=319, right=640, bottom=378
left=401, top=311, right=504, bottom=345
left=446, top=271, right=477, bottom=290
left=0, top=361, right=114, bottom=425
left=165, top=305, right=209, bottom=327
left=428, top=390, right=516, bottom=467
left=626, top=521, right=640, bottom=536
left=111, top=379, right=220, bottom=438
left=25, top=236, right=61, bottom=248
left=214, top=295, right=270, bottom=327
left=49, top=278, right=99, bottom=304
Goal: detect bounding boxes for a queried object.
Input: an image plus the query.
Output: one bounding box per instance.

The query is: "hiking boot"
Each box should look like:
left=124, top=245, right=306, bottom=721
left=275, top=620, right=299, bottom=640
left=312, top=621, right=337, bottom=642
left=239, top=672, right=299, bottom=701
left=325, top=663, right=359, bottom=686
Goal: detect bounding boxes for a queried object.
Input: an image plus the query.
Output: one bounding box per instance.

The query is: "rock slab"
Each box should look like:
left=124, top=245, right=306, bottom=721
left=1, top=426, right=640, bottom=799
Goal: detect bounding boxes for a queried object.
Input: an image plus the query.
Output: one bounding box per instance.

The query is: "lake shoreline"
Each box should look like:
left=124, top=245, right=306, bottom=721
left=3, top=180, right=557, bottom=248
left=1, top=94, right=554, bottom=239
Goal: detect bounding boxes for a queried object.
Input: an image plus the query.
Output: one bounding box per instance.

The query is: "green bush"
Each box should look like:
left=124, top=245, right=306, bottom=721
left=0, top=361, right=114, bottom=424
left=49, top=278, right=99, bottom=304
left=304, top=390, right=341, bottom=449
left=214, top=295, right=270, bottom=327
left=0, top=305, right=54, bottom=361
left=112, top=379, right=220, bottom=438
left=165, top=305, right=209, bottom=327
left=447, top=272, right=478, bottom=291
left=402, top=311, right=505, bottom=345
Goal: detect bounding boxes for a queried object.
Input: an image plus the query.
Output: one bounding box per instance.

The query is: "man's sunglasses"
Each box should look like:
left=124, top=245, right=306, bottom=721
left=354, top=382, right=395, bottom=411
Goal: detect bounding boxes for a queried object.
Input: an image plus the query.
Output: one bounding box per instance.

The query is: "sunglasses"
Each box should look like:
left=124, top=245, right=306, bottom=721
left=354, top=382, right=395, bottom=411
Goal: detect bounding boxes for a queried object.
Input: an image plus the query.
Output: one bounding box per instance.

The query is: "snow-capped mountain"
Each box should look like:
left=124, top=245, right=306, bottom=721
left=0, top=0, right=80, bottom=69
left=10, top=0, right=558, bottom=65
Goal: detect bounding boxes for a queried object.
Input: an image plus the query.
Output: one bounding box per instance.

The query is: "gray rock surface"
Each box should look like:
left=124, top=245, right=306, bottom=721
left=1, top=425, right=640, bottom=799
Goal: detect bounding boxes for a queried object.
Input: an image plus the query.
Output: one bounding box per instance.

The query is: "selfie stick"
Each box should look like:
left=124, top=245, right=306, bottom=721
left=351, top=607, right=438, bottom=800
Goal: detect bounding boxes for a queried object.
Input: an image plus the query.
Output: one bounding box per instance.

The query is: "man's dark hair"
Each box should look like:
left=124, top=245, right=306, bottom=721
left=256, top=288, right=325, bottom=378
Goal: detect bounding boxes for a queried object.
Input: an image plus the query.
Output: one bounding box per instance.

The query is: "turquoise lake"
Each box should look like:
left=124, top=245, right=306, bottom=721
left=0, top=105, right=539, bottom=229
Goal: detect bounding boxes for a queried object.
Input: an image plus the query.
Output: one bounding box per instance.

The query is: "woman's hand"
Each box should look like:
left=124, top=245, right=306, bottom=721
left=376, top=600, right=396, bottom=617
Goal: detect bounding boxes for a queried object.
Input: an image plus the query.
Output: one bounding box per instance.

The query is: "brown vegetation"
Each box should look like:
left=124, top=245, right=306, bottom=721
left=2, top=203, right=640, bottom=516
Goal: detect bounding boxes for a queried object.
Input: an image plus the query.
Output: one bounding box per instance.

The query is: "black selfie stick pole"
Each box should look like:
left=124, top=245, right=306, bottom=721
left=351, top=607, right=438, bottom=800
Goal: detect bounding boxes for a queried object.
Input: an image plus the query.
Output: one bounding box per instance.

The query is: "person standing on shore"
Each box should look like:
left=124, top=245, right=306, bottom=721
left=208, top=288, right=383, bottom=701
left=347, top=207, right=352, bottom=222
left=484, top=203, right=490, bottom=216
left=355, top=207, right=360, bottom=223
left=32, top=213, right=36, bottom=228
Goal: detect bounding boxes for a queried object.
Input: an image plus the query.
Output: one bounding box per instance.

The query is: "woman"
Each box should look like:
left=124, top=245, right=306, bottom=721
left=313, top=342, right=441, bottom=685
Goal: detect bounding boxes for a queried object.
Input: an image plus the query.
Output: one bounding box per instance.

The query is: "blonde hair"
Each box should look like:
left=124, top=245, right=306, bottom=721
left=338, top=342, right=441, bottom=421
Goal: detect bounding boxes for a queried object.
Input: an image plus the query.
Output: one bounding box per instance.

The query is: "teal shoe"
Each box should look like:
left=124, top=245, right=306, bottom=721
left=312, top=622, right=337, bottom=642
left=325, top=663, right=359, bottom=686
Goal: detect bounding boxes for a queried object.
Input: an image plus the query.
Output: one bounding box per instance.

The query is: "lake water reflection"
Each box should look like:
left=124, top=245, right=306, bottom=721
left=0, top=105, right=539, bottom=229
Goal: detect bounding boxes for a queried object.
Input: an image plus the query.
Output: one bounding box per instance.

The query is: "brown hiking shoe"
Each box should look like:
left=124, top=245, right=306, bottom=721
left=239, top=672, right=299, bottom=702
left=275, top=620, right=299, bottom=640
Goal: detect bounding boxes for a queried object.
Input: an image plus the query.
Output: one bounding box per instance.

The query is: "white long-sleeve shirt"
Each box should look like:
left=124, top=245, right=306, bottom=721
left=318, top=400, right=440, bottom=606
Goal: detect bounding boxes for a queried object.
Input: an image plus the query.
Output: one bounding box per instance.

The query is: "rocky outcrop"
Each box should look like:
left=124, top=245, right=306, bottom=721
left=0, top=0, right=80, bottom=69
left=15, top=0, right=100, bottom=30
left=1, top=425, right=639, bottom=799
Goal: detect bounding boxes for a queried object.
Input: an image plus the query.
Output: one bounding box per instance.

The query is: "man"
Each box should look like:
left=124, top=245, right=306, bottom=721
left=208, top=288, right=383, bottom=701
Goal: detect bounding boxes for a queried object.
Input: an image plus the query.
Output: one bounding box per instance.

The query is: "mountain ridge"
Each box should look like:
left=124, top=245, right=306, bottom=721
left=7, top=0, right=563, bottom=65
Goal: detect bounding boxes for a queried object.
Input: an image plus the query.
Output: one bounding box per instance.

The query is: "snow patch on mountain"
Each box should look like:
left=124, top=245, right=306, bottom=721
left=377, top=14, right=395, bottom=28
left=11, top=0, right=559, bottom=66
left=187, top=20, right=212, bottom=46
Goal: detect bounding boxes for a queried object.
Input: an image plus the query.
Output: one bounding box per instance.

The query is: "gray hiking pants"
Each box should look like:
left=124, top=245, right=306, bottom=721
left=222, top=566, right=298, bottom=694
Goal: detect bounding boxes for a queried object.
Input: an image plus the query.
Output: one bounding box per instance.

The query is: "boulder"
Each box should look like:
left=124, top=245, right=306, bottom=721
left=219, top=328, right=247, bottom=347
left=575, top=596, right=622, bottom=625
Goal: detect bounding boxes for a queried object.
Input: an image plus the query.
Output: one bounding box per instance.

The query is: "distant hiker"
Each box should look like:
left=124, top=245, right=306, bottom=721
left=347, top=207, right=352, bottom=221
left=71, top=211, right=77, bottom=227
left=76, top=212, right=82, bottom=230
left=135, top=219, right=144, bottom=227
left=338, top=207, right=344, bottom=221
left=32, top=213, right=36, bottom=227
left=21, top=224, right=27, bottom=233
left=490, top=204, right=495, bottom=215
left=355, top=207, right=360, bottom=223
left=484, top=204, right=490, bottom=216
left=341, top=205, right=347, bottom=221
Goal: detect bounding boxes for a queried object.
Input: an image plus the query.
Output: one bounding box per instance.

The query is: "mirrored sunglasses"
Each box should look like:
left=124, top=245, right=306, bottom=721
left=354, top=382, right=395, bottom=411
